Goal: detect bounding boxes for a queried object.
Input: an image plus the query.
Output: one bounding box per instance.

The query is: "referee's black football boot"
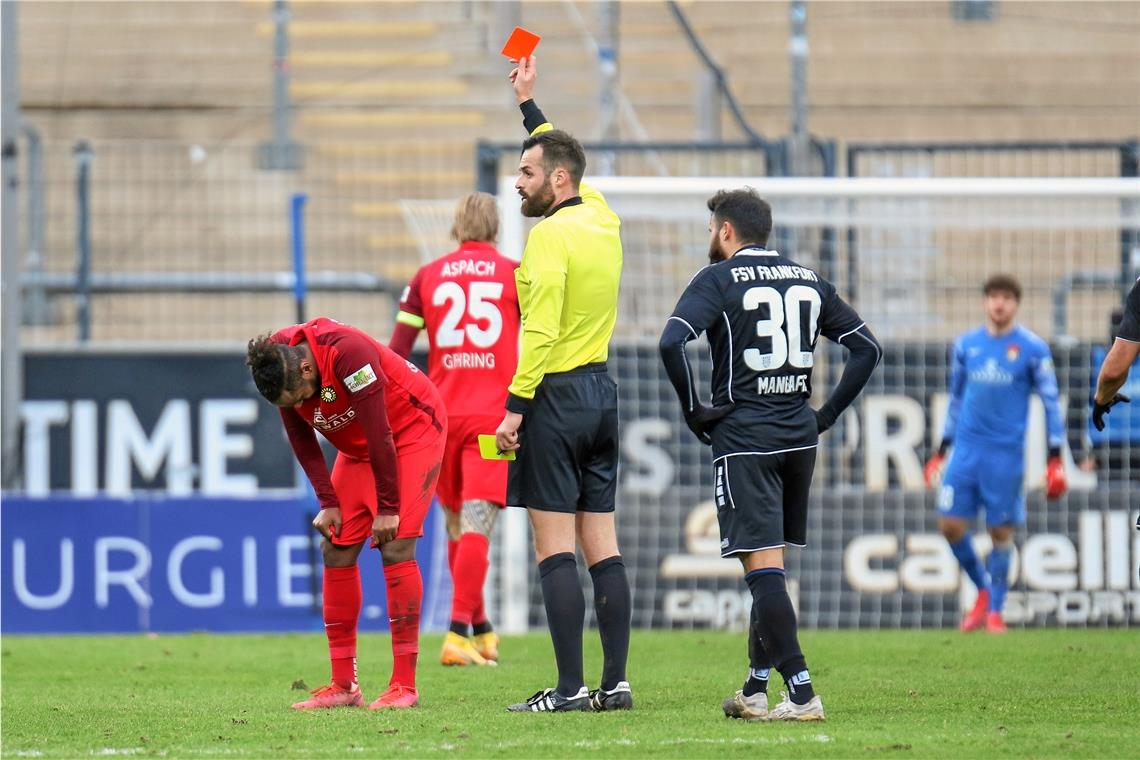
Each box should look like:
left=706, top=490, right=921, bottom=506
left=507, top=686, right=591, bottom=713
left=589, top=681, right=634, bottom=711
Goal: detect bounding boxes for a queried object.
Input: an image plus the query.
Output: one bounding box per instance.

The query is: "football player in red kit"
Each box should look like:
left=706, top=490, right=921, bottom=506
left=390, top=192, right=520, bottom=666
left=246, top=317, right=446, bottom=709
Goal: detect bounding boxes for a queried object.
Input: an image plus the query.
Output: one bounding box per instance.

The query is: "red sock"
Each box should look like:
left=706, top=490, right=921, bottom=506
left=384, top=559, right=422, bottom=689
left=447, top=538, right=458, bottom=575
left=452, top=533, right=490, bottom=628
left=472, top=597, right=488, bottom=628
left=323, top=565, right=361, bottom=688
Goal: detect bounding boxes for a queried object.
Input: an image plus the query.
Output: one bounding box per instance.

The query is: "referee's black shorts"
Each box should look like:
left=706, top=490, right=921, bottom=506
left=507, top=363, right=618, bottom=513
left=713, top=447, right=817, bottom=557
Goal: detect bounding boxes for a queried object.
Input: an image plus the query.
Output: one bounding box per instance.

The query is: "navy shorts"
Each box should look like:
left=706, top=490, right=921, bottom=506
left=507, top=363, right=618, bottom=513
left=713, top=447, right=816, bottom=557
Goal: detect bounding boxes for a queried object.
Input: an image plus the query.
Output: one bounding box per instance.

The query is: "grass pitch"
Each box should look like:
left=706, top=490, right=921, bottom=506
left=2, top=629, right=1138, bottom=758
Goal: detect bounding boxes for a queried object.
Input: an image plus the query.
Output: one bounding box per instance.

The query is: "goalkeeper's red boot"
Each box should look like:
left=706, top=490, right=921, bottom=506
left=985, top=612, right=1008, bottom=634
left=291, top=682, right=363, bottom=709
left=960, top=589, right=990, bottom=632
left=369, top=684, right=419, bottom=709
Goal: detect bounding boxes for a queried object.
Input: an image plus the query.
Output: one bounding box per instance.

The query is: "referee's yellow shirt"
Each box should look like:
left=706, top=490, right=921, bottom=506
left=507, top=122, right=623, bottom=409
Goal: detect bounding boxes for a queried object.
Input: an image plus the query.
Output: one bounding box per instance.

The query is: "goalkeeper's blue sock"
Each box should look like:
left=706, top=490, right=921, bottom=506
left=987, top=544, right=1013, bottom=614
left=949, top=536, right=989, bottom=591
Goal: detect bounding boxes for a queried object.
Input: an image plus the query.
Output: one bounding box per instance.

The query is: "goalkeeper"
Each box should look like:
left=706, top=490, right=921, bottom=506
left=924, top=274, right=1067, bottom=634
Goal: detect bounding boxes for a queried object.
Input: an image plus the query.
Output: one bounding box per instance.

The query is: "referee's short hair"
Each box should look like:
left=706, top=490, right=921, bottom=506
left=521, top=130, right=586, bottom=187
left=983, top=273, right=1022, bottom=302
left=707, top=187, right=772, bottom=247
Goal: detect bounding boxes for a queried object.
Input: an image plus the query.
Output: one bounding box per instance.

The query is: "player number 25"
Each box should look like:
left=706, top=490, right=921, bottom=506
left=742, top=285, right=821, bottom=371
left=432, top=281, right=504, bottom=349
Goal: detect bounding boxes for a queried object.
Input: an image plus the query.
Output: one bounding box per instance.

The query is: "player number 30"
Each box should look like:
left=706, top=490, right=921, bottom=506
left=742, top=285, right=821, bottom=371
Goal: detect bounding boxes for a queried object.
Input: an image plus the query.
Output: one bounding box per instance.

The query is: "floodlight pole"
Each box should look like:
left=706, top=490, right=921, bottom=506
left=788, top=0, right=809, bottom=176
left=2, top=0, right=24, bottom=489
left=595, top=0, right=620, bottom=175
left=257, top=0, right=303, bottom=170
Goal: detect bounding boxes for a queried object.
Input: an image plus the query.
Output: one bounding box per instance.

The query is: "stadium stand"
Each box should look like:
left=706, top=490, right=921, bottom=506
left=15, top=0, right=1140, bottom=344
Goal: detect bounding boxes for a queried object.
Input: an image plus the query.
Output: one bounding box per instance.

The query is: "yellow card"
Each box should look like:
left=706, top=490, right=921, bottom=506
left=478, top=434, right=516, bottom=461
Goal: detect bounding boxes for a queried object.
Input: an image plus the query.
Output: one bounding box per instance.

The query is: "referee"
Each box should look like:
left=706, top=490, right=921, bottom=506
left=496, top=55, right=632, bottom=713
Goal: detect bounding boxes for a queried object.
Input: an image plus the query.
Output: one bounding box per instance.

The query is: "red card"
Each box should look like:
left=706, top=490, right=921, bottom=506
left=500, top=26, right=541, bottom=60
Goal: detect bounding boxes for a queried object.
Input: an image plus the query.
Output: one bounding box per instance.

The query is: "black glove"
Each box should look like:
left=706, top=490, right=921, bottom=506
left=1092, top=393, right=1130, bottom=431
left=684, top=403, right=734, bottom=445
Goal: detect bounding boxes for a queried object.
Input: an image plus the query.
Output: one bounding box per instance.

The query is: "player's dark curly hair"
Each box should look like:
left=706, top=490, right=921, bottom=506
left=983, top=273, right=1022, bottom=302
left=245, top=334, right=302, bottom=403
left=707, top=187, right=772, bottom=247
left=521, top=130, right=586, bottom=187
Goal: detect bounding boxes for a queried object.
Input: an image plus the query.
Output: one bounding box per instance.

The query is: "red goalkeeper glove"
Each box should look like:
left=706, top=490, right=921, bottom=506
left=923, top=441, right=950, bottom=489
left=1045, top=456, right=1067, bottom=500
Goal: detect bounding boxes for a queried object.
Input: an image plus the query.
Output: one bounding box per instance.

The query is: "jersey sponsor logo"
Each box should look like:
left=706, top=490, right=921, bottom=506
left=319, top=386, right=337, bottom=404
left=440, top=259, right=497, bottom=278
left=311, top=407, right=356, bottom=432
left=442, top=351, right=497, bottom=370
left=757, top=374, right=810, bottom=395
left=968, top=357, right=1014, bottom=385
left=344, top=364, right=378, bottom=392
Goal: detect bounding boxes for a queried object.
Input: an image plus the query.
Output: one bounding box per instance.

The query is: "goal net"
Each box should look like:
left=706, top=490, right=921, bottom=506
left=492, top=175, right=1140, bottom=631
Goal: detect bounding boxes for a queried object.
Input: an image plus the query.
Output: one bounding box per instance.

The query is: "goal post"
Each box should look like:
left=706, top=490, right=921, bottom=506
left=495, top=175, right=1140, bottom=631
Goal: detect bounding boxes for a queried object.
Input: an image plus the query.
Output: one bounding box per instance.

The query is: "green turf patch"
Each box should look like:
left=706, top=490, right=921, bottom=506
left=2, top=629, right=1137, bottom=757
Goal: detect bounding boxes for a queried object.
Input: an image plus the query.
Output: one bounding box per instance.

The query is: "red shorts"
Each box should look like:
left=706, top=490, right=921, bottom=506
left=435, top=414, right=508, bottom=512
left=329, top=433, right=445, bottom=545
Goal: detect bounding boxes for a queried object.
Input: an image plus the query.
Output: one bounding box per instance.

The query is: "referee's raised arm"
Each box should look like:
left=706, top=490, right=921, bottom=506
left=497, top=55, right=633, bottom=714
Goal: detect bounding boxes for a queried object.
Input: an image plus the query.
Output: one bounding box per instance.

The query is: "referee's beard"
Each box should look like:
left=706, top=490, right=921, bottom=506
left=520, top=178, right=556, bottom=218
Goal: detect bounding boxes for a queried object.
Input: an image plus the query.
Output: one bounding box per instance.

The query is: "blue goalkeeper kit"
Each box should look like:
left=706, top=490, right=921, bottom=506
left=938, top=325, right=1065, bottom=525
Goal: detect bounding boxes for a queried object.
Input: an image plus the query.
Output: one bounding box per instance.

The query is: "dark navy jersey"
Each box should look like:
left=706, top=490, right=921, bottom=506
left=1117, top=277, right=1140, bottom=343
left=660, top=248, right=880, bottom=454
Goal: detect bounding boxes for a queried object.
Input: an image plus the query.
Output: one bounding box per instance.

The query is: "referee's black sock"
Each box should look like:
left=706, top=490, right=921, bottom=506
left=589, top=555, right=631, bottom=691
left=539, top=552, right=586, bottom=697
left=746, top=568, right=815, bottom=705
left=743, top=604, right=771, bottom=697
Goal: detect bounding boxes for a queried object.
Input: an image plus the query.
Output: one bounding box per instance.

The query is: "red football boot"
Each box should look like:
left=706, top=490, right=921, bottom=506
left=960, top=589, right=990, bottom=632
left=986, top=611, right=1008, bottom=634
left=368, top=684, right=419, bottom=709
left=291, top=682, right=363, bottom=710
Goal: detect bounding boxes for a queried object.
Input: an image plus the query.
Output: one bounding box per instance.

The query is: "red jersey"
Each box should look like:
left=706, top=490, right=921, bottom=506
left=271, top=317, right=445, bottom=515
left=399, top=241, right=520, bottom=416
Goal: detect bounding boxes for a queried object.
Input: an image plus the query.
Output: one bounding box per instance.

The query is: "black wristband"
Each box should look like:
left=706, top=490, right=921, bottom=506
left=938, top=439, right=951, bottom=457
left=1048, top=446, right=1062, bottom=460
left=505, top=393, right=532, bottom=415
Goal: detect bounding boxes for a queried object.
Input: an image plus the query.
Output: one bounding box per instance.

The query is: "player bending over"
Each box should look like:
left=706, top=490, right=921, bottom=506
left=924, top=274, right=1067, bottom=634
left=247, top=317, right=446, bottom=709
left=391, top=192, right=520, bottom=667
left=660, top=188, right=881, bottom=721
